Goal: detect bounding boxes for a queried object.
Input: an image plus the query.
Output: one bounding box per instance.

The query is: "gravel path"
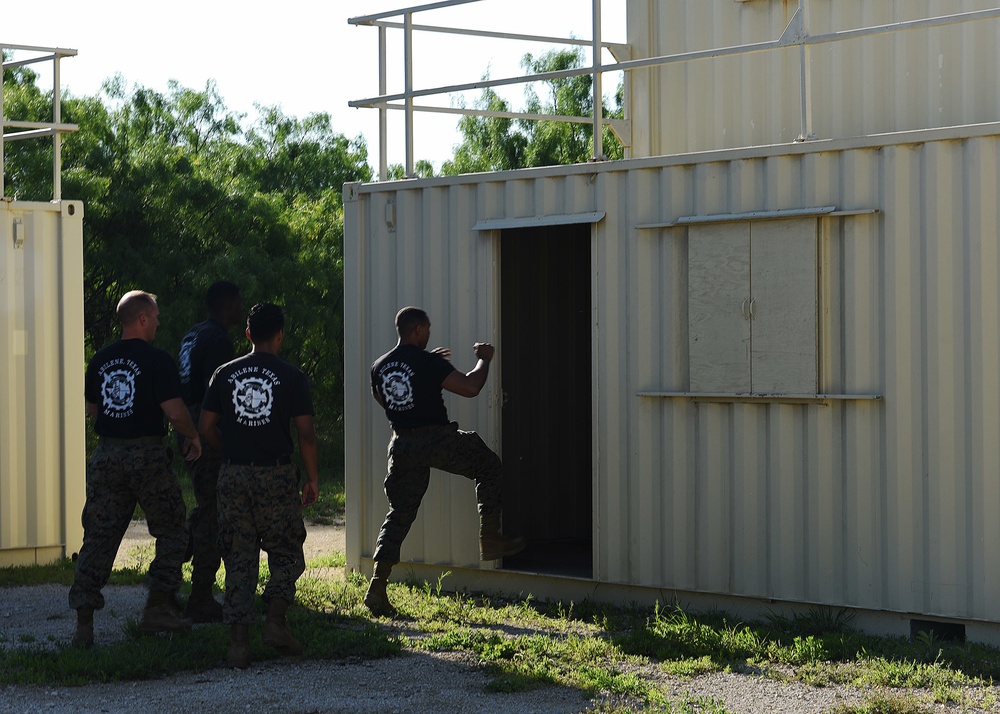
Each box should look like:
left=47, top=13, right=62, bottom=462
left=1, top=522, right=996, bottom=713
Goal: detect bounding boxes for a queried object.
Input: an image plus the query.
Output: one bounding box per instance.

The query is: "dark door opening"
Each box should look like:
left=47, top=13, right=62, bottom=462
left=499, top=224, right=593, bottom=578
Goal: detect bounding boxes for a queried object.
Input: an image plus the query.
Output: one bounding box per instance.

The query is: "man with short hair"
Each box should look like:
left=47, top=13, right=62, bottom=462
left=364, top=306, right=526, bottom=618
left=176, top=280, right=243, bottom=622
left=200, top=302, right=319, bottom=669
left=70, top=290, right=202, bottom=648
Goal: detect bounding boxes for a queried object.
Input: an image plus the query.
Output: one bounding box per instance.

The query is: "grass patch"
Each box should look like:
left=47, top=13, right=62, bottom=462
left=4, top=545, right=1000, bottom=711
left=827, top=692, right=932, bottom=714
left=1, top=610, right=401, bottom=686
left=302, top=475, right=345, bottom=525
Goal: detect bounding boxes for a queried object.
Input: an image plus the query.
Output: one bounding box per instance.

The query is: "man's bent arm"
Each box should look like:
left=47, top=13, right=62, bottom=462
left=442, top=342, right=495, bottom=398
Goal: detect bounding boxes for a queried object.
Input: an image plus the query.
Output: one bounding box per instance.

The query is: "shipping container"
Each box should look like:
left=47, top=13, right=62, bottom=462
left=0, top=199, right=86, bottom=566
left=346, top=0, right=1000, bottom=643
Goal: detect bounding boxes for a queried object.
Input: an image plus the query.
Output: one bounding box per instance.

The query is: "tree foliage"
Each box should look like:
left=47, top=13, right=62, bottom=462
left=2, top=66, right=371, bottom=456
left=441, top=48, right=624, bottom=175
left=1, top=44, right=624, bottom=458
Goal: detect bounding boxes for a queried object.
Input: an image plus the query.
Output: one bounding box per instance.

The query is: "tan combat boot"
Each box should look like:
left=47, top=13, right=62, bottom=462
left=262, top=599, right=303, bottom=656
left=479, top=514, right=527, bottom=560
left=363, top=561, right=397, bottom=618
left=227, top=623, right=252, bottom=669
left=72, top=607, right=94, bottom=648
left=139, top=590, right=193, bottom=634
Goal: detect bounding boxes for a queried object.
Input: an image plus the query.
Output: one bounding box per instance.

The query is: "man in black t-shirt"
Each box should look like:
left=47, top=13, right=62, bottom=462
left=69, top=290, right=202, bottom=648
left=200, top=302, right=319, bottom=669
left=364, top=306, right=526, bottom=618
left=176, top=280, right=243, bottom=622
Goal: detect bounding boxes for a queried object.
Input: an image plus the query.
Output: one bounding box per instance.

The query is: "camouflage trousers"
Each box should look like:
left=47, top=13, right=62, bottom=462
left=181, top=405, right=222, bottom=587
left=68, top=439, right=187, bottom=611
left=372, top=422, right=502, bottom=565
left=217, top=463, right=306, bottom=624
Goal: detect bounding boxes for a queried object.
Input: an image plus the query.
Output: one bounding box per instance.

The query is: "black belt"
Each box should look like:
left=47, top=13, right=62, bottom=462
left=100, top=436, right=163, bottom=446
left=225, top=456, right=292, bottom=467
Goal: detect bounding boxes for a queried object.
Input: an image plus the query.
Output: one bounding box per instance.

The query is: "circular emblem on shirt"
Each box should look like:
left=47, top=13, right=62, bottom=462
left=381, top=369, right=413, bottom=409
left=233, top=376, right=274, bottom=423
left=101, top=369, right=136, bottom=414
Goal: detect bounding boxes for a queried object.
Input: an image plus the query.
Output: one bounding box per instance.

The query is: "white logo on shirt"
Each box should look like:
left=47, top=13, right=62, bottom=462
left=102, top=368, right=136, bottom=417
left=178, top=335, right=195, bottom=383
left=233, top=376, right=274, bottom=426
left=381, top=368, right=414, bottom=409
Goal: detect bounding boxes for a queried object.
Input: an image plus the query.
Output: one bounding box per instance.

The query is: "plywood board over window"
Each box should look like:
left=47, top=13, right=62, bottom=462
left=689, top=218, right=818, bottom=394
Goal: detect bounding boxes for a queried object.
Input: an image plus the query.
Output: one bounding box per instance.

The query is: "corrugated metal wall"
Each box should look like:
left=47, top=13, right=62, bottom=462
left=628, top=0, right=1000, bottom=157
left=346, top=124, right=1000, bottom=622
left=0, top=200, right=86, bottom=566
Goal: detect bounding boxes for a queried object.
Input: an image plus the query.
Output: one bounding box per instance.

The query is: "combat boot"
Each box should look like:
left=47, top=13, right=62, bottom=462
left=139, top=589, right=193, bottom=635
left=72, top=607, right=94, bottom=649
left=479, top=514, right=527, bottom=560
left=186, top=582, right=223, bottom=623
left=227, top=624, right=251, bottom=669
left=364, top=561, right=397, bottom=618
left=262, top=599, right=303, bottom=656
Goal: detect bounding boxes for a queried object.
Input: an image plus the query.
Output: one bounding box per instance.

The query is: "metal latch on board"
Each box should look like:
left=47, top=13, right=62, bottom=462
left=12, top=219, right=25, bottom=249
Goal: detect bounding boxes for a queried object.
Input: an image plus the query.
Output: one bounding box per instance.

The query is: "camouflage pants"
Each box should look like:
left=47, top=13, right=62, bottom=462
left=182, top=406, right=222, bottom=586
left=68, top=440, right=187, bottom=611
left=217, top=463, right=306, bottom=624
left=372, top=422, right=502, bottom=565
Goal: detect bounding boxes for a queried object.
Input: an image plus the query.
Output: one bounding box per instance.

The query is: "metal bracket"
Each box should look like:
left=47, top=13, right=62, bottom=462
left=12, top=219, right=25, bottom=249
left=608, top=119, right=632, bottom=148
left=385, top=196, right=396, bottom=233
left=777, top=5, right=806, bottom=46
left=608, top=43, right=632, bottom=62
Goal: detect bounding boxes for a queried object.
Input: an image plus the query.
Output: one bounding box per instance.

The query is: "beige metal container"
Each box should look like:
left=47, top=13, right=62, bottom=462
left=628, top=0, right=1000, bottom=157
left=345, top=122, right=1000, bottom=639
left=0, top=200, right=86, bottom=566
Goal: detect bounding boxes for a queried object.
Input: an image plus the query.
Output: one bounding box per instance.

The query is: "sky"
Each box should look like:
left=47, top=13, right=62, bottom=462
left=6, top=0, right=625, bottom=171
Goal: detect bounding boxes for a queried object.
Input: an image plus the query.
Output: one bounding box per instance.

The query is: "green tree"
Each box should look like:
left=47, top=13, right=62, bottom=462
left=2, top=68, right=371, bottom=453
left=441, top=86, right=528, bottom=175
left=441, top=47, right=623, bottom=175
left=385, top=160, right=435, bottom=180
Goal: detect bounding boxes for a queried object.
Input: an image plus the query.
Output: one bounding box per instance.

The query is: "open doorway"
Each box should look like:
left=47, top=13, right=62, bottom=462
left=499, top=223, right=593, bottom=578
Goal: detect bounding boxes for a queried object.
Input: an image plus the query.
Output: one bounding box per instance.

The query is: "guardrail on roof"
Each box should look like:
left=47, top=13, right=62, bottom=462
left=1, top=43, right=79, bottom=201
left=350, top=0, right=1000, bottom=181
left=349, top=0, right=628, bottom=180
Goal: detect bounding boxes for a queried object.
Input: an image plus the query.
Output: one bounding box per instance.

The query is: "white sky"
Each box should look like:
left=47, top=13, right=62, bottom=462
left=6, top=0, right=625, bottom=171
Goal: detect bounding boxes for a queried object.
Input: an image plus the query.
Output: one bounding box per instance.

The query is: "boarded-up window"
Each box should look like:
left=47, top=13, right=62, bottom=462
left=688, top=218, right=817, bottom=394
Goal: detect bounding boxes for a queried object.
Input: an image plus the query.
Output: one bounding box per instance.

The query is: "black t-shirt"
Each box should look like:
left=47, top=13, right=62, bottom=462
left=85, top=338, right=182, bottom=438
left=371, top=344, right=456, bottom=430
left=178, top=318, right=235, bottom=406
left=202, top=352, right=314, bottom=461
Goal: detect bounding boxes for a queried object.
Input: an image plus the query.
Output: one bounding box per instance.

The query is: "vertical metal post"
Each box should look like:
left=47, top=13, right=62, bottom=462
left=379, top=25, right=389, bottom=182
left=592, top=0, right=603, bottom=160
left=797, top=0, right=814, bottom=141
left=53, top=55, right=62, bottom=201
left=404, top=11, right=415, bottom=178
left=1, top=46, right=5, bottom=199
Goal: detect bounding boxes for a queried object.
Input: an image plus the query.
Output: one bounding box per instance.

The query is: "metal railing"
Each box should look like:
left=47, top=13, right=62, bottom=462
left=349, top=0, right=628, bottom=180
left=350, top=0, right=1000, bottom=181
left=1, top=43, right=79, bottom=201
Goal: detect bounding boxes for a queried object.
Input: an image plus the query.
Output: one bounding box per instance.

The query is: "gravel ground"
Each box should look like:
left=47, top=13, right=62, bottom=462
left=1, top=523, right=997, bottom=713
